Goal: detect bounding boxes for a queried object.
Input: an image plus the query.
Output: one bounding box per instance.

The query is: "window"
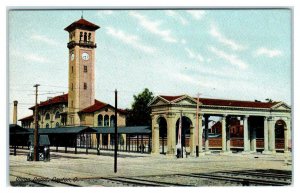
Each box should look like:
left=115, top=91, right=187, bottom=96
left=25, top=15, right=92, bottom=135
left=84, top=83, right=87, bottom=90
left=55, top=111, right=60, bottom=119
left=71, top=83, right=73, bottom=91
left=84, top=65, right=87, bottom=73
left=80, top=32, right=83, bottom=41
left=46, top=123, right=49, bottom=128
left=88, top=33, right=91, bottom=41
left=104, top=115, right=109, bottom=126
left=98, top=114, right=103, bottom=126
left=55, top=122, right=59, bottom=128
left=110, top=115, right=115, bottom=127
left=45, top=113, right=50, bottom=120
left=84, top=32, right=87, bottom=42
left=71, top=66, right=73, bottom=73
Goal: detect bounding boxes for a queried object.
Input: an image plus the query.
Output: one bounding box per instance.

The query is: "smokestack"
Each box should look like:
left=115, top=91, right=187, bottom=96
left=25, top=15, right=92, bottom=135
left=13, top=100, right=18, bottom=124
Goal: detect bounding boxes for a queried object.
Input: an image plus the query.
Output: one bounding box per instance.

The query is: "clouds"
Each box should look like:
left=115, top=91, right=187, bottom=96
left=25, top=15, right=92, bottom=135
left=106, top=26, right=156, bottom=54
left=209, top=46, right=248, bottom=69
left=254, top=47, right=283, bottom=58
left=184, top=47, right=204, bottom=63
left=186, top=10, right=206, bottom=20
left=129, top=11, right=177, bottom=43
left=30, top=34, right=59, bottom=46
left=209, top=24, right=245, bottom=51
left=165, top=10, right=188, bottom=25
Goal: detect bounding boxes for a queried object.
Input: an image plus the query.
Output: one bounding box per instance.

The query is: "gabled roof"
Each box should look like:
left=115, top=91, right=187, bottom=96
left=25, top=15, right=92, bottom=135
left=64, top=18, right=100, bottom=32
left=18, top=115, right=34, bottom=121
left=197, top=98, right=279, bottom=109
left=152, top=94, right=281, bottom=109
left=29, top=94, right=68, bottom=110
left=78, top=100, right=127, bottom=114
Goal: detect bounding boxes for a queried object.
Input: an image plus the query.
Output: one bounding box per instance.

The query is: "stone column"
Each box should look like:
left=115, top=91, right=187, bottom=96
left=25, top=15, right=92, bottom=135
left=243, top=115, right=250, bottom=153
left=284, top=117, right=291, bottom=153
left=198, top=114, right=204, bottom=154
left=268, top=117, right=276, bottom=154
left=226, top=117, right=231, bottom=152
left=167, top=115, right=175, bottom=156
left=151, top=123, right=160, bottom=155
left=190, top=126, right=195, bottom=156
left=204, top=115, right=210, bottom=154
left=250, top=127, right=257, bottom=152
left=13, top=101, right=18, bottom=124
left=108, top=134, right=111, bottom=148
left=262, top=117, right=270, bottom=154
left=221, top=115, right=227, bottom=152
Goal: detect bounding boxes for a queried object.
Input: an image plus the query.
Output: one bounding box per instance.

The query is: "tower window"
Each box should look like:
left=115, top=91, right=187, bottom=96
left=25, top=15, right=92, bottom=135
left=84, top=65, right=87, bottom=73
left=84, top=32, right=87, bottom=42
left=80, top=32, right=83, bottom=42
left=71, top=66, right=73, bottom=73
left=84, top=83, right=87, bottom=90
left=88, top=33, right=91, bottom=42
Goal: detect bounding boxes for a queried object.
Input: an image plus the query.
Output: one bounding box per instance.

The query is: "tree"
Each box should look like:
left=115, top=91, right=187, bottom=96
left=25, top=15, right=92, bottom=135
left=126, top=88, right=154, bottom=126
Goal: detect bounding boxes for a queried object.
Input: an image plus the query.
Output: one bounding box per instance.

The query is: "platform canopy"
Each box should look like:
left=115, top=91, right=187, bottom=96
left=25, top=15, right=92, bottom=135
left=93, top=126, right=151, bottom=134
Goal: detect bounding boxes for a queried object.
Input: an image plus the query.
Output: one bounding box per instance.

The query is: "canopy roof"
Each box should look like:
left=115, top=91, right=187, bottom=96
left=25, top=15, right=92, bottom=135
left=93, top=126, right=151, bottom=134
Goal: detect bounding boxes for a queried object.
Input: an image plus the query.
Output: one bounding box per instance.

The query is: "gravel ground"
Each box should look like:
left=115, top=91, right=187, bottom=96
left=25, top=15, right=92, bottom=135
left=9, top=147, right=292, bottom=187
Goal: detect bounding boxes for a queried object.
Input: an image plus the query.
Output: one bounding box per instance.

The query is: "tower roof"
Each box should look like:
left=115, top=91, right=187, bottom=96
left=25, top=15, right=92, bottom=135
left=64, top=18, right=100, bottom=32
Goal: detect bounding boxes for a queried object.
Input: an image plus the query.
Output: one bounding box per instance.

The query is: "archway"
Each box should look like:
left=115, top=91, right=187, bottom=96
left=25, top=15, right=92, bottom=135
left=175, top=116, right=192, bottom=148
left=157, top=117, right=167, bottom=154
left=275, top=120, right=286, bottom=151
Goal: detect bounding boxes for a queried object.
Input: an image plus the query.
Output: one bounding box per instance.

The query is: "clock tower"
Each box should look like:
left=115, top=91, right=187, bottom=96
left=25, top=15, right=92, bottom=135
left=64, top=17, right=100, bottom=126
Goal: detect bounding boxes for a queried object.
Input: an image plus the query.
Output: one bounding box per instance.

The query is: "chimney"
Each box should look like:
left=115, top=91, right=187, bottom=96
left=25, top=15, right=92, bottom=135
left=13, top=100, right=18, bottom=124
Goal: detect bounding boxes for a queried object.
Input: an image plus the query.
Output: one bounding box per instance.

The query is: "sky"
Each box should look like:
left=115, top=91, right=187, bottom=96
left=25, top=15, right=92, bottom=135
left=8, top=9, right=292, bottom=123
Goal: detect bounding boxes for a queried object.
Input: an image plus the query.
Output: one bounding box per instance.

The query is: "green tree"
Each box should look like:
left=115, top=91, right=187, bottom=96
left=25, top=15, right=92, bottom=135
left=126, top=88, right=154, bottom=126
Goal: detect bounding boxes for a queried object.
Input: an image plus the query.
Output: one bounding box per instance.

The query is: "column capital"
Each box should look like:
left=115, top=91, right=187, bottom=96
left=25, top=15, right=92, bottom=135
left=243, top=115, right=250, bottom=119
left=13, top=100, right=18, bottom=106
left=203, top=114, right=210, bottom=119
left=222, top=114, right=227, bottom=118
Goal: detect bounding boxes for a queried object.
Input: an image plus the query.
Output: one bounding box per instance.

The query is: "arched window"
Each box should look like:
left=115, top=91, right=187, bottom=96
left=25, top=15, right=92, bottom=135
left=46, top=123, right=49, bottom=128
left=104, top=115, right=109, bottom=126
left=55, top=122, right=59, bottom=128
left=80, top=32, right=83, bottom=42
left=55, top=111, right=60, bottom=119
left=45, top=113, right=50, bottom=120
left=110, top=115, right=115, bottom=127
left=98, top=114, right=103, bottom=126
left=84, top=32, right=87, bottom=42
left=88, top=33, right=91, bottom=41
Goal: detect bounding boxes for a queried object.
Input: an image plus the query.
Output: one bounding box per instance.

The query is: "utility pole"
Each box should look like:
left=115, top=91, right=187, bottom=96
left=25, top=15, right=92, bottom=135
left=114, top=89, right=118, bottom=173
left=33, top=84, right=40, bottom=161
left=196, top=93, right=200, bottom=157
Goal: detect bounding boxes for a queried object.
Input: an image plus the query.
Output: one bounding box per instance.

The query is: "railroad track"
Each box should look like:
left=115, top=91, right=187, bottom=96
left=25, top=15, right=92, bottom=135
left=176, top=170, right=291, bottom=186
left=10, top=169, right=292, bottom=187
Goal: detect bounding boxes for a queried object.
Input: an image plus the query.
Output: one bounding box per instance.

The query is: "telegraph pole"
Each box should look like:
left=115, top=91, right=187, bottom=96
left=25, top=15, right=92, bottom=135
left=114, top=89, right=118, bottom=173
left=196, top=93, right=200, bottom=157
left=33, top=84, right=40, bottom=161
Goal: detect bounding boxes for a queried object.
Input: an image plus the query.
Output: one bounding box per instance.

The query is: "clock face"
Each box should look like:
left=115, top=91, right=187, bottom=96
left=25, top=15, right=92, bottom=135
left=70, top=53, right=74, bottom=61
left=82, top=52, right=89, bottom=61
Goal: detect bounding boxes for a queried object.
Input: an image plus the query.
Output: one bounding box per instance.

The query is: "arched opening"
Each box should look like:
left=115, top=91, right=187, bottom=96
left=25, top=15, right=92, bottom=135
left=104, top=115, right=109, bottom=126
left=55, top=111, right=60, bottom=119
left=46, top=123, right=49, bottom=128
left=175, top=116, right=192, bottom=147
left=275, top=120, right=286, bottom=151
left=97, top=114, right=103, bottom=126
left=55, top=122, right=59, bottom=128
left=157, top=117, right=167, bottom=154
left=45, top=113, right=50, bottom=120
left=110, top=115, right=115, bottom=127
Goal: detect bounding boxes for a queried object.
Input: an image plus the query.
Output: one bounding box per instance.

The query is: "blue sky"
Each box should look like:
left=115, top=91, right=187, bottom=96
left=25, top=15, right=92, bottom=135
left=8, top=9, right=292, bottom=123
